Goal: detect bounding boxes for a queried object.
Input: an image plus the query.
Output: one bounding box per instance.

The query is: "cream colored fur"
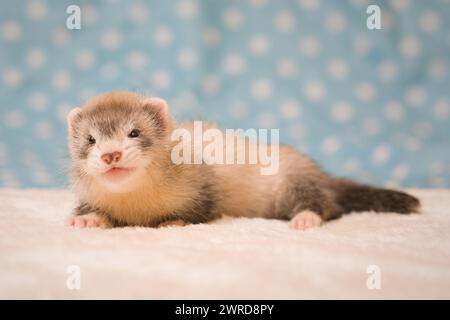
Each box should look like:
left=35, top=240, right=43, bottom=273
left=69, top=92, right=322, bottom=226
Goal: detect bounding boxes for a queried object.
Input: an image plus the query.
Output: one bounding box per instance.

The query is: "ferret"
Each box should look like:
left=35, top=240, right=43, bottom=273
left=67, top=91, right=420, bottom=230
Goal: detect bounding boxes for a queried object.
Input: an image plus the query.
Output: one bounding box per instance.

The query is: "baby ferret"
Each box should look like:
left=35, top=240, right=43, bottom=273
left=67, top=91, right=420, bottom=230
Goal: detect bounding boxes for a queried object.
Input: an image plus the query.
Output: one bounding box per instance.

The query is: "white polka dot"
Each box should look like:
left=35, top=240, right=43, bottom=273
left=428, top=59, right=447, bottom=80
left=202, top=27, right=221, bottom=47
left=364, top=118, right=381, bottom=135
left=355, top=82, right=377, bottom=102
left=381, top=12, right=394, bottom=30
left=173, top=92, right=198, bottom=111
left=353, top=35, right=371, bottom=55
left=300, top=36, right=321, bottom=57
left=389, top=0, right=410, bottom=12
left=0, top=171, right=20, bottom=188
left=372, top=144, right=391, bottom=165
left=327, top=59, right=349, bottom=80
left=378, top=60, right=399, bottom=82
left=250, top=0, right=268, bottom=7
left=0, top=144, right=8, bottom=166
left=52, top=27, right=70, bottom=47
left=52, top=70, right=71, bottom=92
left=433, top=98, right=449, bottom=119
left=274, top=10, right=296, bottom=33
left=430, top=162, right=444, bottom=174
left=2, top=67, right=23, bottom=88
left=26, top=0, right=47, bottom=20
left=79, top=89, right=96, bottom=101
left=383, top=101, right=404, bottom=122
left=201, top=75, right=221, bottom=95
left=34, top=121, right=53, bottom=140
left=76, top=49, right=96, bottom=70
left=4, top=110, right=25, bottom=128
left=1, top=20, right=21, bottom=41
left=223, top=54, right=246, bottom=75
left=321, top=137, right=341, bottom=155
left=153, top=26, right=174, bottom=48
left=82, top=4, right=98, bottom=25
left=101, top=29, right=122, bottom=50
left=100, top=62, right=120, bottom=80
left=384, top=180, right=400, bottom=188
left=288, top=124, right=306, bottom=139
left=28, top=92, right=49, bottom=112
left=405, top=86, right=426, bottom=107
left=325, top=11, right=346, bottom=33
left=229, top=101, right=248, bottom=119
left=280, top=100, right=301, bottom=119
left=125, top=51, right=148, bottom=70
left=0, top=171, right=16, bottom=186
left=258, top=112, right=277, bottom=128
left=26, top=48, right=46, bottom=69
left=176, top=0, right=198, bottom=19
left=429, top=176, right=446, bottom=188
left=276, top=59, right=298, bottom=78
left=404, top=137, right=422, bottom=152
left=349, top=0, right=369, bottom=6
left=128, top=2, right=150, bottom=23
left=392, top=164, right=409, bottom=180
left=56, top=103, right=72, bottom=123
left=248, top=34, right=271, bottom=56
left=399, top=35, right=421, bottom=58
left=21, top=151, right=38, bottom=167
left=251, top=79, right=273, bottom=100
left=419, top=11, right=440, bottom=33
left=331, top=101, right=353, bottom=123
left=304, top=81, right=325, bottom=102
left=32, top=170, right=51, bottom=184
left=414, top=121, right=433, bottom=139
left=297, top=0, right=320, bottom=10
left=151, top=70, right=172, bottom=90
left=222, top=8, right=244, bottom=30
left=343, top=158, right=361, bottom=174
left=177, top=48, right=197, bottom=69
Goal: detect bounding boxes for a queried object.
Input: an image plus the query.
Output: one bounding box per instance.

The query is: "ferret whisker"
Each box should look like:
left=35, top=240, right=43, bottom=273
left=124, top=150, right=139, bottom=161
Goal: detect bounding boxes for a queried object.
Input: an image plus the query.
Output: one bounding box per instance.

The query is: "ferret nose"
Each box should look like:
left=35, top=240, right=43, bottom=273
left=101, top=151, right=122, bottom=165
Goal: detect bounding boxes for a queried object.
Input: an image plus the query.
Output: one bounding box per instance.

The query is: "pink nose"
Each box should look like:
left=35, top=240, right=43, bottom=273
left=101, top=151, right=122, bottom=165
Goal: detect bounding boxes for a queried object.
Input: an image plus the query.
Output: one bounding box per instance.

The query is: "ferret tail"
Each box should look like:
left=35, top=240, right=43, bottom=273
left=330, top=178, right=420, bottom=214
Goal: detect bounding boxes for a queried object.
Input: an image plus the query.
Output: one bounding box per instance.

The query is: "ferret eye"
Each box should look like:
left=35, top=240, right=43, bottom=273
left=128, top=129, right=140, bottom=138
left=87, top=135, right=96, bottom=145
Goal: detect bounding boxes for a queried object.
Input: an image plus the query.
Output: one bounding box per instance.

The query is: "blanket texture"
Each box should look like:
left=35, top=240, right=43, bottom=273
left=0, top=189, right=449, bottom=299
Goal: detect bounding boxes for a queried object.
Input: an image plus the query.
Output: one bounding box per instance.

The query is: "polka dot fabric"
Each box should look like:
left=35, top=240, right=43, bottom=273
left=0, top=0, right=449, bottom=188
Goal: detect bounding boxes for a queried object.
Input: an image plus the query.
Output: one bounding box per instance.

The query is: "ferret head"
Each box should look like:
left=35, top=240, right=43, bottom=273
left=67, top=91, right=175, bottom=193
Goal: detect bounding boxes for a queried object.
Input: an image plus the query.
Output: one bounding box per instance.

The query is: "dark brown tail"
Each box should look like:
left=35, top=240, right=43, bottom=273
left=331, top=179, right=420, bottom=214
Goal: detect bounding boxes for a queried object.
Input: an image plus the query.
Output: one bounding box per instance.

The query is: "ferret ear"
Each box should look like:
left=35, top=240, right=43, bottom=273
left=67, top=107, right=82, bottom=134
left=142, top=97, right=175, bottom=131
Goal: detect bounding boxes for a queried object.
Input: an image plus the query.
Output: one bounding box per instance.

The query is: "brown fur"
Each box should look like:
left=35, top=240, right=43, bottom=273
left=68, top=91, right=420, bottom=228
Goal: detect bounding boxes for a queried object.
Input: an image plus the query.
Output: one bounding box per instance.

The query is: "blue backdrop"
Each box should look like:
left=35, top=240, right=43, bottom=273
left=0, top=0, right=449, bottom=188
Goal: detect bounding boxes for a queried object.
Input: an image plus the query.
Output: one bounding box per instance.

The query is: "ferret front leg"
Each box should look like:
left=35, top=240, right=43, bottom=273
left=67, top=203, right=112, bottom=229
left=157, top=219, right=189, bottom=228
left=67, top=213, right=112, bottom=229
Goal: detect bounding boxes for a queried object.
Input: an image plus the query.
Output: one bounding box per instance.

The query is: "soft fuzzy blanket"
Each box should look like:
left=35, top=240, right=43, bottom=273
left=0, top=189, right=449, bottom=299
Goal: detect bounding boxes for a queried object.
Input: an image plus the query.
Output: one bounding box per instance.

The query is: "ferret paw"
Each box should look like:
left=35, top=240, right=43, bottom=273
left=289, top=210, right=322, bottom=231
left=67, top=213, right=112, bottom=229
left=157, top=219, right=189, bottom=228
